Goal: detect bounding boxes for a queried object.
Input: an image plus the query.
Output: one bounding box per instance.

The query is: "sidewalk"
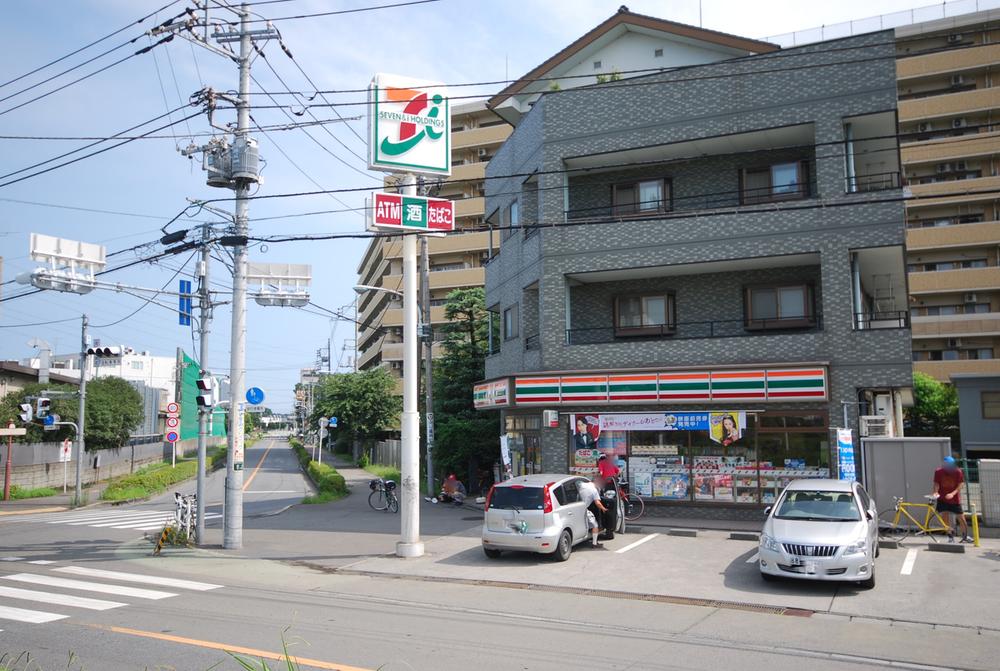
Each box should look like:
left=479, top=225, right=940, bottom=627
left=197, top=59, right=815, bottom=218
left=0, top=483, right=108, bottom=514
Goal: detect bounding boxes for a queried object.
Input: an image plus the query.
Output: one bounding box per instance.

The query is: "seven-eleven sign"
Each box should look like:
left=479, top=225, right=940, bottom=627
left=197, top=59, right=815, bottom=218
left=372, top=192, right=455, bottom=231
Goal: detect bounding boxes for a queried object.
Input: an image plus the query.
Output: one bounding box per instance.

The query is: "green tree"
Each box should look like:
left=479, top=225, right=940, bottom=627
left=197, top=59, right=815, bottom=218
left=0, top=382, right=77, bottom=444
left=310, top=368, right=400, bottom=444
left=906, top=371, right=959, bottom=439
left=432, top=287, right=500, bottom=485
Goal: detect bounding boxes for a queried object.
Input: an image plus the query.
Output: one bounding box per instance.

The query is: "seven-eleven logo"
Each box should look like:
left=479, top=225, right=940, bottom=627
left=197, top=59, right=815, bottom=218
left=373, top=192, right=454, bottom=231
left=370, top=73, right=450, bottom=175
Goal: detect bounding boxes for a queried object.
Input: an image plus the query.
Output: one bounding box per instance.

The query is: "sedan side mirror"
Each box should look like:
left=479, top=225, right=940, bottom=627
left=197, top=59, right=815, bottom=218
left=763, top=506, right=772, bottom=517
left=866, top=511, right=873, bottom=521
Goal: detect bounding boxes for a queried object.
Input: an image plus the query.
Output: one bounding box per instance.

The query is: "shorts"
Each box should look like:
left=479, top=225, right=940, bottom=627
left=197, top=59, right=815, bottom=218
left=936, top=499, right=963, bottom=515
left=585, top=510, right=598, bottom=530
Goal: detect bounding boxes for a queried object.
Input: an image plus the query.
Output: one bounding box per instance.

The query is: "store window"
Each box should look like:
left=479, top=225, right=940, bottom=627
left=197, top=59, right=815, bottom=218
left=506, top=414, right=541, bottom=475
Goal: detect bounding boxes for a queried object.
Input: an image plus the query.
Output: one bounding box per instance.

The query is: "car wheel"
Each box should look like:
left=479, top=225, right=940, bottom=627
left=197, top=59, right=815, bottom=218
left=483, top=547, right=502, bottom=559
left=859, top=565, right=876, bottom=590
left=760, top=571, right=777, bottom=583
left=552, top=529, right=572, bottom=562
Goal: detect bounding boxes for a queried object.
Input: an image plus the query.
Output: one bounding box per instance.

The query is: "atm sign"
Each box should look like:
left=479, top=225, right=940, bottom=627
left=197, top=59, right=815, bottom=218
left=373, top=192, right=454, bottom=231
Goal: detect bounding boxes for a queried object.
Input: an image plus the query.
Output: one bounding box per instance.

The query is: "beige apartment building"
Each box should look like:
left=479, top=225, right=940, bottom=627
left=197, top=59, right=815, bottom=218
left=355, top=101, right=509, bottom=388
left=896, top=9, right=1000, bottom=381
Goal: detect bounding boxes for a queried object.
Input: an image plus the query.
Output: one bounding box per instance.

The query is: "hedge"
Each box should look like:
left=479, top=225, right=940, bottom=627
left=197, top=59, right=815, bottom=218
left=101, top=446, right=227, bottom=502
left=290, top=438, right=348, bottom=504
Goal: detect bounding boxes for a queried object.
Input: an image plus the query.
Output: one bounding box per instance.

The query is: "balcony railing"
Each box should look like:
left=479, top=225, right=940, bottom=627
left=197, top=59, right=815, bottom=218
left=524, top=333, right=540, bottom=351
left=853, top=311, right=910, bottom=330
left=846, top=171, right=901, bottom=193
left=565, top=316, right=822, bottom=345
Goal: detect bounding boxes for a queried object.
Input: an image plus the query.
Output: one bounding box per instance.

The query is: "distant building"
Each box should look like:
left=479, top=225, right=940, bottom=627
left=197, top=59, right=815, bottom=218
left=0, top=361, right=78, bottom=399
left=22, top=346, right=178, bottom=403
left=952, top=374, right=1000, bottom=459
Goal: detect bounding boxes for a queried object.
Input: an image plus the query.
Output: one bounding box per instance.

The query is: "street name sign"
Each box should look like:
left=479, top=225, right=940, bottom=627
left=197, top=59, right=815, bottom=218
left=368, top=73, right=450, bottom=176
left=372, top=192, right=455, bottom=232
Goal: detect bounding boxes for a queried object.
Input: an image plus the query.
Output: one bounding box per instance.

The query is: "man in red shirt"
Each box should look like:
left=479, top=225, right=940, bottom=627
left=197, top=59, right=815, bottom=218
left=933, top=456, right=971, bottom=543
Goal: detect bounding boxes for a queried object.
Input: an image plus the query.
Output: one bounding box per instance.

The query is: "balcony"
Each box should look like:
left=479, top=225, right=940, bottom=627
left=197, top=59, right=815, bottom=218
left=906, top=175, right=1000, bottom=209
left=907, top=221, right=1000, bottom=251
left=912, top=313, right=1000, bottom=339
left=452, top=124, right=510, bottom=151
left=356, top=334, right=385, bottom=370
left=908, top=266, right=1000, bottom=295
left=383, top=305, right=447, bottom=327
left=447, top=161, right=486, bottom=183
left=898, top=87, right=1000, bottom=123
left=897, top=44, right=1000, bottom=82
left=901, top=131, right=1000, bottom=165
left=566, top=316, right=823, bottom=345
left=383, top=267, right=484, bottom=293
left=455, top=196, right=485, bottom=219
left=915, top=358, right=1000, bottom=382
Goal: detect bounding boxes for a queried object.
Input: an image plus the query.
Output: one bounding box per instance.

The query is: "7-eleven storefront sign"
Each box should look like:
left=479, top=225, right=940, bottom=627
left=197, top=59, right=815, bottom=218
left=371, top=192, right=455, bottom=232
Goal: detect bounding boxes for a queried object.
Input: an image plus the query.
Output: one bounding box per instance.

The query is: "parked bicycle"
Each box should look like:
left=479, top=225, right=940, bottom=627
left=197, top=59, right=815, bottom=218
left=368, top=478, right=399, bottom=513
left=174, top=492, right=197, bottom=542
left=878, top=495, right=950, bottom=543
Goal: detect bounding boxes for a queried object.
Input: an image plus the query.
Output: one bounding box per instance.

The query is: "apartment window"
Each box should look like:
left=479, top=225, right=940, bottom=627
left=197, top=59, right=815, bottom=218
left=654, top=48, right=664, bottom=57
left=593, top=60, right=602, bottom=69
left=130, top=360, right=144, bottom=370
left=501, top=199, right=519, bottom=242
left=740, top=160, right=809, bottom=204
left=503, top=305, right=519, bottom=340
left=614, top=294, right=676, bottom=336
left=612, top=179, right=670, bottom=215
left=970, top=348, right=994, bottom=360
left=982, top=391, right=1000, bottom=419
left=745, top=284, right=814, bottom=329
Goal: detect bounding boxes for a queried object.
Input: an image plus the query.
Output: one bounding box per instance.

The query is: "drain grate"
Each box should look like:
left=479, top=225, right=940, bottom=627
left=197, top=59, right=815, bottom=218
left=330, top=567, right=805, bottom=617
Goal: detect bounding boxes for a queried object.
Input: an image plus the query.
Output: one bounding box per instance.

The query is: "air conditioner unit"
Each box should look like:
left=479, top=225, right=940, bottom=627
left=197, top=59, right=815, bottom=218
left=917, top=122, right=932, bottom=133
left=860, top=415, right=889, bottom=437
left=936, top=163, right=952, bottom=173
left=952, top=117, right=967, bottom=129
left=964, top=293, right=978, bottom=303
left=951, top=74, right=965, bottom=86
left=947, top=338, right=962, bottom=348
left=947, top=33, right=963, bottom=44
left=478, top=148, right=488, bottom=158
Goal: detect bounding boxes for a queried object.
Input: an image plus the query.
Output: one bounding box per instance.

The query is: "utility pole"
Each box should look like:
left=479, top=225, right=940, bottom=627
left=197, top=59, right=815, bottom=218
left=398, top=176, right=424, bottom=558
left=223, top=4, right=253, bottom=550
left=421, top=236, right=435, bottom=496
left=196, top=224, right=212, bottom=544
left=74, top=314, right=88, bottom=506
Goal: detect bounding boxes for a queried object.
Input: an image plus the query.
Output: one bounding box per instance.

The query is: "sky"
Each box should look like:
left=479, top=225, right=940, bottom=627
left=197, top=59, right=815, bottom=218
left=0, top=0, right=978, bottom=412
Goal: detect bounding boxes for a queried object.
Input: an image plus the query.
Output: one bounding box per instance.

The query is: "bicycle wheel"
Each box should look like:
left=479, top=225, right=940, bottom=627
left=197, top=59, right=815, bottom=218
left=368, top=489, right=389, bottom=511
left=877, top=508, right=909, bottom=543
left=623, top=494, right=645, bottom=522
left=388, top=494, right=399, bottom=514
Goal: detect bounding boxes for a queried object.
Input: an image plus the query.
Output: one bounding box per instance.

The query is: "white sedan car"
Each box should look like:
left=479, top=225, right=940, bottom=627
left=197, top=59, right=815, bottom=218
left=759, top=478, right=879, bottom=589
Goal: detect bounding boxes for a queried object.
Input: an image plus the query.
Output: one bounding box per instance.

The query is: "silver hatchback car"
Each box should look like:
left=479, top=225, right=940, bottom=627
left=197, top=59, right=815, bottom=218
left=759, top=478, right=879, bottom=589
left=482, top=474, right=596, bottom=561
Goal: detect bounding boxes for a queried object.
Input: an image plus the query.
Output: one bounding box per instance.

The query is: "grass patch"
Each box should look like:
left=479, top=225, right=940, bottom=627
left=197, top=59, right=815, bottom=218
left=100, top=445, right=226, bottom=502
left=9, top=485, right=59, bottom=500
left=290, top=439, right=348, bottom=504
left=364, top=464, right=401, bottom=483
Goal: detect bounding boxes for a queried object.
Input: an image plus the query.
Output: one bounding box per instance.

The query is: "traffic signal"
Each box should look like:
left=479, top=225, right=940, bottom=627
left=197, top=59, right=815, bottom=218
left=86, top=345, right=123, bottom=357
left=36, top=397, right=51, bottom=418
left=196, top=371, right=215, bottom=407
left=18, top=403, right=33, bottom=423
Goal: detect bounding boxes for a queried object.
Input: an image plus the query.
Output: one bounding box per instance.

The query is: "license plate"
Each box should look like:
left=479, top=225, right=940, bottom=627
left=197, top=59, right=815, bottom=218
left=804, top=561, right=817, bottom=574
left=790, top=558, right=818, bottom=573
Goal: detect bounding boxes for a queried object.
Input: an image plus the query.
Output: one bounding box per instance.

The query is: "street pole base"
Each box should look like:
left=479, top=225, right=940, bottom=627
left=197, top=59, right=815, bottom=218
left=395, top=541, right=425, bottom=558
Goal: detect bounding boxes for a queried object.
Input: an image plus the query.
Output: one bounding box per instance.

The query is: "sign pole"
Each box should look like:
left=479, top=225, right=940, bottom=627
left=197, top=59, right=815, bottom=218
left=4, top=431, right=11, bottom=501
left=74, top=314, right=88, bottom=507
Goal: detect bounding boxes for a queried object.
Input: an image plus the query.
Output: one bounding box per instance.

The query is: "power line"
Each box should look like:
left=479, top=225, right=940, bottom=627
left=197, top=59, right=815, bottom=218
left=0, top=0, right=183, bottom=90
left=0, top=197, right=215, bottom=222
left=0, top=317, right=82, bottom=329
left=0, top=117, right=362, bottom=140
left=92, top=251, right=197, bottom=328
left=236, top=0, right=442, bottom=24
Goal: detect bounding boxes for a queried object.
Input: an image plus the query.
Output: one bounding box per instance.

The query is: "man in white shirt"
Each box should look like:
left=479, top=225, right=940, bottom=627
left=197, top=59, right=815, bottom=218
left=578, top=479, right=608, bottom=547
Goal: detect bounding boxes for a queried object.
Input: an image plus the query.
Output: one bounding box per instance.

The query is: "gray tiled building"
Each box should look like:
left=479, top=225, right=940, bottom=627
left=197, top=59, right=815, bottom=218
left=475, top=30, right=914, bottom=514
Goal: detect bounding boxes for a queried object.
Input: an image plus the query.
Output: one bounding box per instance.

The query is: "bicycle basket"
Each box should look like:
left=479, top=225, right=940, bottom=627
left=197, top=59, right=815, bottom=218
left=369, top=479, right=380, bottom=491
left=384, top=479, right=397, bottom=491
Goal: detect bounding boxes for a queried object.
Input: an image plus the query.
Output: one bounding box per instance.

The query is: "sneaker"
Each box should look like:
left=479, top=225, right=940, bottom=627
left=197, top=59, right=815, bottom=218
left=591, top=541, right=603, bottom=548
left=948, top=533, right=956, bottom=543
left=961, top=535, right=974, bottom=544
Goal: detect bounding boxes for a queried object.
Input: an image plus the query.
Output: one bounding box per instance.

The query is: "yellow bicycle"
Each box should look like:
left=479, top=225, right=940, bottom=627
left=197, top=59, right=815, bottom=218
left=878, top=495, right=952, bottom=543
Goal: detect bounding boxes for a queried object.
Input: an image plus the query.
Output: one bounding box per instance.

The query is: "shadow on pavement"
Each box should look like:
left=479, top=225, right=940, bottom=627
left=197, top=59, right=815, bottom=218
left=721, top=546, right=859, bottom=600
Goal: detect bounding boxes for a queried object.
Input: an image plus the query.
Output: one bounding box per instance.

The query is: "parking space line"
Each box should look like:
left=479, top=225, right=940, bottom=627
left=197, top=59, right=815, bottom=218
left=615, top=533, right=659, bottom=554
left=746, top=552, right=760, bottom=564
left=900, top=548, right=918, bottom=575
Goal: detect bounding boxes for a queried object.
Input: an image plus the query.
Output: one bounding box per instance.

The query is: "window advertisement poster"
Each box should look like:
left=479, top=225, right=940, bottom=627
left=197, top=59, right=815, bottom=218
left=837, top=428, right=856, bottom=481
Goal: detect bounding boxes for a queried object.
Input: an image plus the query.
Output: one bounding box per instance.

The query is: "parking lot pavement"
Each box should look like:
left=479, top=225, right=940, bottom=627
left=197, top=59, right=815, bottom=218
left=342, top=528, right=1000, bottom=628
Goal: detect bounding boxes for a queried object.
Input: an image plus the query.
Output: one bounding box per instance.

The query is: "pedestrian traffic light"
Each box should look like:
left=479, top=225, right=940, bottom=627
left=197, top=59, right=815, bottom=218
left=18, top=403, right=33, bottom=423
left=196, top=371, right=215, bottom=407
left=36, top=397, right=51, bottom=418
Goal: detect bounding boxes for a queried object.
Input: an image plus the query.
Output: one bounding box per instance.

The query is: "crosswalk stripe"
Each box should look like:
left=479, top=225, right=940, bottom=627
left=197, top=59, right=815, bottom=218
left=0, top=557, right=25, bottom=562
left=28, top=560, right=56, bottom=565
left=3, top=574, right=176, bottom=600
left=86, top=515, right=172, bottom=528
left=0, top=585, right=126, bottom=611
left=46, top=510, right=163, bottom=523
left=108, top=513, right=222, bottom=530
left=66, top=513, right=171, bottom=526
left=55, top=566, right=222, bottom=591
left=0, top=605, right=67, bottom=624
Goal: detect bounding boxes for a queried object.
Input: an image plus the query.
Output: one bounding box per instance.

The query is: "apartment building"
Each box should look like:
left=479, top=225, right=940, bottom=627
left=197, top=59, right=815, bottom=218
left=895, top=10, right=1000, bottom=381
left=355, top=101, right=508, bottom=388
left=475, top=31, right=912, bottom=514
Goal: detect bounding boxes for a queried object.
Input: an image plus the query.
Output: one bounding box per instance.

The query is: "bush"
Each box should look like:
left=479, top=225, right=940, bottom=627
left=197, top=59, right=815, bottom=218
left=9, top=485, right=59, bottom=500
left=356, top=452, right=370, bottom=469
left=290, top=437, right=348, bottom=504
left=100, top=445, right=226, bottom=503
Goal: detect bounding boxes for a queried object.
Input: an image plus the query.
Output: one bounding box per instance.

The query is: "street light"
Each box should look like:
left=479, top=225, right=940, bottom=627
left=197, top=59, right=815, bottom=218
left=353, top=284, right=401, bottom=297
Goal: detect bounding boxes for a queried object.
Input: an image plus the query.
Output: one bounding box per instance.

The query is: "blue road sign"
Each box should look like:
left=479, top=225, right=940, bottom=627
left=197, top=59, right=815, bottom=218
left=329, top=416, right=338, bottom=428
left=43, top=414, right=55, bottom=426
left=245, top=387, right=265, bottom=405
left=179, top=280, right=192, bottom=326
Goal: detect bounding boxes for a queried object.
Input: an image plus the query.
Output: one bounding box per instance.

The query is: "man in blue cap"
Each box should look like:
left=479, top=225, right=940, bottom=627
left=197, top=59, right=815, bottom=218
left=933, top=456, right=971, bottom=543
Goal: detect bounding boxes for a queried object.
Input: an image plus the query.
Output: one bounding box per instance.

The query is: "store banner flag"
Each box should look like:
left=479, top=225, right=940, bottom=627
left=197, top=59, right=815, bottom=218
left=837, top=428, right=856, bottom=481
left=499, top=434, right=512, bottom=474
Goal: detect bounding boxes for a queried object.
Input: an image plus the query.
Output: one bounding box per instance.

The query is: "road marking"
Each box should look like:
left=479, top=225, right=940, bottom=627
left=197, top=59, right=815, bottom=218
left=0, top=585, right=126, bottom=611
left=0, top=605, right=67, bottom=624
left=746, top=552, right=760, bottom=564
left=901, top=548, right=918, bottom=575
left=86, top=514, right=172, bottom=528
left=55, top=566, right=222, bottom=591
left=90, top=624, right=375, bottom=671
left=615, top=533, right=659, bottom=554
left=1, top=557, right=25, bottom=562
left=0, top=506, right=67, bottom=517
left=3, top=574, right=176, bottom=600
left=242, top=440, right=275, bottom=491
left=108, top=513, right=223, bottom=530
left=28, top=560, right=56, bottom=565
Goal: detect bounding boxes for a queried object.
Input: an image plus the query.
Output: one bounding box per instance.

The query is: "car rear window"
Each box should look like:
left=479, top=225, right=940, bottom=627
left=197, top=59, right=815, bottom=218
left=775, top=490, right=861, bottom=521
left=489, top=486, right=544, bottom=510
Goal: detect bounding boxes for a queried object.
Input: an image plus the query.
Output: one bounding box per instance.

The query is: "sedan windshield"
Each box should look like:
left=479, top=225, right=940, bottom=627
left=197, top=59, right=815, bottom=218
left=774, top=490, right=861, bottom=521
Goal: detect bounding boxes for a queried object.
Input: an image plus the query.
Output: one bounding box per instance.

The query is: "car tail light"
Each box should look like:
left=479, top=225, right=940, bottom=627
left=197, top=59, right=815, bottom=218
left=543, top=482, right=554, bottom=513
left=484, top=485, right=495, bottom=510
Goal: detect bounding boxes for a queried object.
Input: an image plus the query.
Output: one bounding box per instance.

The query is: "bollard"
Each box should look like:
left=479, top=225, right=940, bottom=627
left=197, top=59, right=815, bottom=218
left=971, top=504, right=981, bottom=548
